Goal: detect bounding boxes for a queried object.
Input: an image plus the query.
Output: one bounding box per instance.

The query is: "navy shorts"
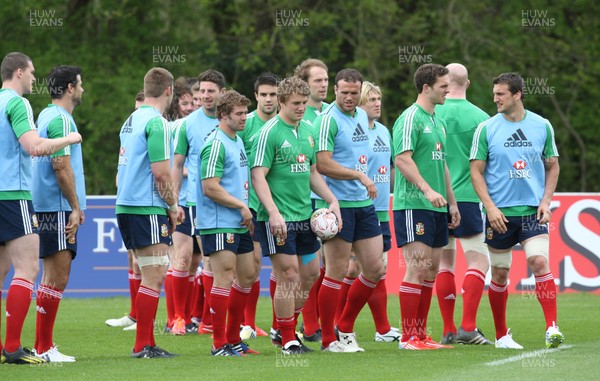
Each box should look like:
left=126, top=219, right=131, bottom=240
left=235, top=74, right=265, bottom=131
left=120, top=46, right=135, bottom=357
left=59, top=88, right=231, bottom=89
left=449, top=202, right=484, bottom=237
left=200, top=231, right=254, bottom=256
left=380, top=220, right=392, bottom=252
left=484, top=213, right=548, bottom=250
left=0, top=200, right=38, bottom=244
left=250, top=208, right=260, bottom=243
left=256, top=219, right=320, bottom=256
left=175, top=205, right=201, bottom=253
left=37, top=211, right=77, bottom=259
left=117, top=214, right=172, bottom=250
left=394, top=209, right=449, bottom=248
left=336, top=205, right=382, bottom=243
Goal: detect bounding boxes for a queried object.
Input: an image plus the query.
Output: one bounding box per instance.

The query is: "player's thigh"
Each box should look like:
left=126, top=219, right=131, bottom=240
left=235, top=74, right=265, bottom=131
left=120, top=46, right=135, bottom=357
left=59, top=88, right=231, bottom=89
left=41, top=250, right=73, bottom=287
left=6, top=233, right=40, bottom=274
left=322, top=236, right=352, bottom=279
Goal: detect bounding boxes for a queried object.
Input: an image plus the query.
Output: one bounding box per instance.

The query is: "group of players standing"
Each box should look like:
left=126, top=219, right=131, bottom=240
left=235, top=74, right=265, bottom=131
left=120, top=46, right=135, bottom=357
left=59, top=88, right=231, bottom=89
left=0, top=51, right=564, bottom=363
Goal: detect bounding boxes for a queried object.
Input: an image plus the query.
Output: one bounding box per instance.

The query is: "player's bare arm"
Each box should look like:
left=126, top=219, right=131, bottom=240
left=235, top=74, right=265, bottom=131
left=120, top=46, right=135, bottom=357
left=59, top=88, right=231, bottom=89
left=538, top=156, right=560, bottom=225
left=52, top=155, right=81, bottom=240
left=202, top=176, right=253, bottom=235
left=395, top=150, right=446, bottom=207
left=19, top=129, right=82, bottom=156
left=316, top=150, right=377, bottom=199
left=470, top=159, right=508, bottom=234
left=444, top=163, right=460, bottom=229
left=151, top=159, right=180, bottom=233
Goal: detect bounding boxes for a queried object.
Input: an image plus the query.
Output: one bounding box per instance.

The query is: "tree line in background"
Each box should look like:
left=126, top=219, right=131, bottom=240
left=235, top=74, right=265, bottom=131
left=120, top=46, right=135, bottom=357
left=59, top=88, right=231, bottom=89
left=1, top=0, right=598, bottom=194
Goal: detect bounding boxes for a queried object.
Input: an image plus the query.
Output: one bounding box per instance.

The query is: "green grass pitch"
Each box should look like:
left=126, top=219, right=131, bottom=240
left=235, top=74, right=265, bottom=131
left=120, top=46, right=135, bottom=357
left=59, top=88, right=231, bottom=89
left=1, top=293, right=597, bottom=380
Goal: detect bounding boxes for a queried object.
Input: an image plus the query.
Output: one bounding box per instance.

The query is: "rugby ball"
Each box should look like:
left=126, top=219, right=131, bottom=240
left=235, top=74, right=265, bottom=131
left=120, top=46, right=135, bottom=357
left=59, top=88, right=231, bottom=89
left=310, top=208, right=339, bottom=240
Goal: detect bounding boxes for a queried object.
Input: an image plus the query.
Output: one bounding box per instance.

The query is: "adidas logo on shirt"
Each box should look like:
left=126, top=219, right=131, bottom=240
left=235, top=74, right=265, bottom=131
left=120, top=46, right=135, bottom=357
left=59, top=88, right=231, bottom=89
left=504, top=128, right=532, bottom=147
left=239, top=150, right=248, bottom=167
left=352, top=123, right=368, bottom=142
left=423, top=125, right=432, bottom=133
left=373, top=136, right=390, bottom=152
left=281, top=140, right=292, bottom=149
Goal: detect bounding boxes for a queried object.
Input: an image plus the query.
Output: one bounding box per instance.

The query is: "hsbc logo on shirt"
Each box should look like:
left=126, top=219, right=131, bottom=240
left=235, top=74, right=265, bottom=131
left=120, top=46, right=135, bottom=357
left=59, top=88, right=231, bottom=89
left=355, top=155, right=368, bottom=173
left=508, top=160, right=532, bottom=179
left=242, top=181, right=249, bottom=200
left=297, top=154, right=306, bottom=163
left=373, top=165, right=389, bottom=183
left=431, top=142, right=446, bottom=161
left=290, top=155, right=309, bottom=173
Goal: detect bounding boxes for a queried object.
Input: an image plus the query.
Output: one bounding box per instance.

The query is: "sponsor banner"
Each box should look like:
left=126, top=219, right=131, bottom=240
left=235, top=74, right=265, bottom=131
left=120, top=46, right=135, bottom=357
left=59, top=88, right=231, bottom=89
left=386, top=193, right=600, bottom=294
left=2, top=193, right=598, bottom=297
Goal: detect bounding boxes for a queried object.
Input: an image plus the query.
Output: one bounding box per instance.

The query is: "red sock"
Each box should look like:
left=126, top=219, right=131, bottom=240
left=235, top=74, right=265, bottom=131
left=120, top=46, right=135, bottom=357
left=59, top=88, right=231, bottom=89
left=368, top=274, right=391, bottom=334
left=318, top=276, right=342, bottom=347
left=164, top=270, right=174, bottom=327
left=277, top=316, right=296, bottom=347
left=294, top=307, right=302, bottom=327
left=461, top=269, right=486, bottom=331
left=436, top=270, right=456, bottom=335
left=171, top=269, right=189, bottom=320
left=34, top=284, right=63, bottom=354
left=338, top=274, right=378, bottom=333
left=244, top=276, right=260, bottom=329
left=201, top=270, right=214, bottom=328
left=416, top=280, right=434, bottom=339
left=335, top=277, right=355, bottom=324
left=535, top=273, right=557, bottom=328
left=134, top=286, right=160, bottom=352
left=270, top=273, right=278, bottom=330
left=185, top=275, right=195, bottom=324
left=4, top=278, right=34, bottom=352
left=226, top=283, right=251, bottom=344
left=192, top=274, right=204, bottom=320
left=399, top=282, right=421, bottom=342
left=301, top=265, right=324, bottom=335
left=488, top=280, right=508, bottom=339
left=129, top=272, right=141, bottom=320
left=210, top=287, right=230, bottom=349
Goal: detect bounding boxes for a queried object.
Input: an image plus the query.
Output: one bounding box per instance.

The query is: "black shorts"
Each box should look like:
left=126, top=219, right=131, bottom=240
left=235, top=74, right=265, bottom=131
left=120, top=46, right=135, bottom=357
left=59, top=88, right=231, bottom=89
left=394, top=209, right=449, bottom=248
left=485, top=213, right=548, bottom=250
left=175, top=205, right=196, bottom=236
left=0, top=200, right=38, bottom=244
left=256, top=219, right=320, bottom=256
left=200, top=231, right=254, bottom=256
left=38, top=211, right=77, bottom=259
left=449, top=202, right=484, bottom=237
left=380, top=220, right=392, bottom=253
left=336, top=205, right=382, bottom=243
left=117, top=214, right=172, bottom=250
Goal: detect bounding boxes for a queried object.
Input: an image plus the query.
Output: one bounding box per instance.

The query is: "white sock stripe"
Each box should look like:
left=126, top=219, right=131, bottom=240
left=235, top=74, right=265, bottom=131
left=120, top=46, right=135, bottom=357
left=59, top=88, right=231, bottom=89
left=128, top=272, right=136, bottom=280
left=294, top=308, right=303, bottom=314
left=255, top=275, right=260, bottom=283
left=535, top=274, right=554, bottom=282
left=380, top=274, right=386, bottom=280
left=342, top=277, right=355, bottom=285
left=133, top=273, right=142, bottom=280
left=171, top=269, right=189, bottom=278
left=422, top=280, right=435, bottom=288
left=38, top=286, right=63, bottom=299
left=202, top=270, right=213, bottom=277
left=211, top=287, right=230, bottom=297
left=138, top=287, right=160, bottom=298
left=489, top=282, right=508, bottom=292
left=11, top=279, right=33, bottom=290
left=358, top=274, right=377, bottom=288
left=438, top=269, right=454, bottom=275
left=276, top=316, right=295, bottom=324
left=465, top=270, right=486, bottom=282
left=270, top=273, right=278, bottom=282
left=232, top=283, right=251, bottom=293
left=399, top=286, right=421, bottom=294
left=322, top=279, right=341, bottom=290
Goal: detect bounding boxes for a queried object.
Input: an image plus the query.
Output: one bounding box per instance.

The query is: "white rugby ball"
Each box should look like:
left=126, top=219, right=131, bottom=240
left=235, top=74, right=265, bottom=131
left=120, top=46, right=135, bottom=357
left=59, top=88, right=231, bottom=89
left=310, top=208, right=339, bottom=240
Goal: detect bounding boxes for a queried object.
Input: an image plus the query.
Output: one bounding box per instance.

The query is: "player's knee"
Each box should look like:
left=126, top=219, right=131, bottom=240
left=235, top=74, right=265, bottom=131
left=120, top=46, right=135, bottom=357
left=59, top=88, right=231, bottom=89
left=491, top=266, right=509, bottom=283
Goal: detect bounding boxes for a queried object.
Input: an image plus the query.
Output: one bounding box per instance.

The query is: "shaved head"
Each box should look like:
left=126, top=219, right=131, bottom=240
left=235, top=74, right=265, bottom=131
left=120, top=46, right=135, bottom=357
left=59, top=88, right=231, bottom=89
left=446, top=63, right=469, bottom=87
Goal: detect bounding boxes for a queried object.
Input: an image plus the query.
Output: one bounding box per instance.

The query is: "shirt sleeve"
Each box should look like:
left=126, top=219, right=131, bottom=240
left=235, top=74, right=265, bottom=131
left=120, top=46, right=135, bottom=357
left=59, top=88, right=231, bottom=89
left=6, top=96, right=36, bottom=138
left=315, top=114, right=338, bottom=152
left=47, top=115, right=72, bottom=157
left=252, top=124, right=275, bottom=169
left=469, top=122, right=488, bottom=161
left=173, top=120, right=189, bottom=156
left=543, top=120, right=559, bottom=158
left=201, top=140, right=225, bottom=179
left=392, top=114, right=418, bottom=156
left=146, top=116, right=170, bottom=162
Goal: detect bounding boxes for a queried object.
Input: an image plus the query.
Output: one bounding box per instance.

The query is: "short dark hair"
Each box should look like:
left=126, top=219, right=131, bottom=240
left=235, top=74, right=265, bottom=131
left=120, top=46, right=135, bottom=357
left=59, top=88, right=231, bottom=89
left=135, top=90, right=145, bottom=102
left=1, top=52, right=32, bottom=81
left=254, top=72, right=279, bottom=92
left=198, top=69, right=226, bottom=89
left=493, top=72, right=525, bottom=101
left=144, top=67, right=174, bottom=98
left=47, top=65, right=82, bottom=99
left=216, top=90, right=250, bottom=120
left=414, top=64, right=449, bottom=93
left=334, top=68, right=363, bottom=86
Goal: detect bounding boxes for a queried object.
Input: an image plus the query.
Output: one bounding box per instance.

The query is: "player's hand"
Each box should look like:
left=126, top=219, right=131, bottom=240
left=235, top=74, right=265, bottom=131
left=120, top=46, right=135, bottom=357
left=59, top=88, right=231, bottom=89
left=167, top=209, right=178, bottom=234
left=447, top=203, right=461, bottom=229
left=487, top=206, right=508, bottom=234
left=424, top=189, right=447, bottom=208
left=80, top=210, right=85, bottom=225
left=327, top=199, right=343, bottom=232
left=269, top=211, right=287, bottom=241
left=358, top=172, right=377, bottom=199
left=177, top=206, right=186, bottom=225
left=537, top=203, right=552, bottom=225
left=240, top=205, right=254, bottom=236
left=65, top=209, right=81, bottom=241
left=67, top=132, right=82, bottom=144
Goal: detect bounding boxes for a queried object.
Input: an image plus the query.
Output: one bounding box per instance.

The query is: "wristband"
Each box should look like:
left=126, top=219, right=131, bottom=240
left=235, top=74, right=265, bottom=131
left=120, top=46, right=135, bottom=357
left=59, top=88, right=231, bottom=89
left=168, top=203, right=179, bottom=213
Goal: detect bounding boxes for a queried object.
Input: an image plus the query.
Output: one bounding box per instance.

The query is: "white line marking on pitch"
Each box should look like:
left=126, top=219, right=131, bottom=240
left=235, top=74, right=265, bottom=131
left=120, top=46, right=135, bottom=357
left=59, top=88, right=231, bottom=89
left=484, top=345, right=573, bottom=366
